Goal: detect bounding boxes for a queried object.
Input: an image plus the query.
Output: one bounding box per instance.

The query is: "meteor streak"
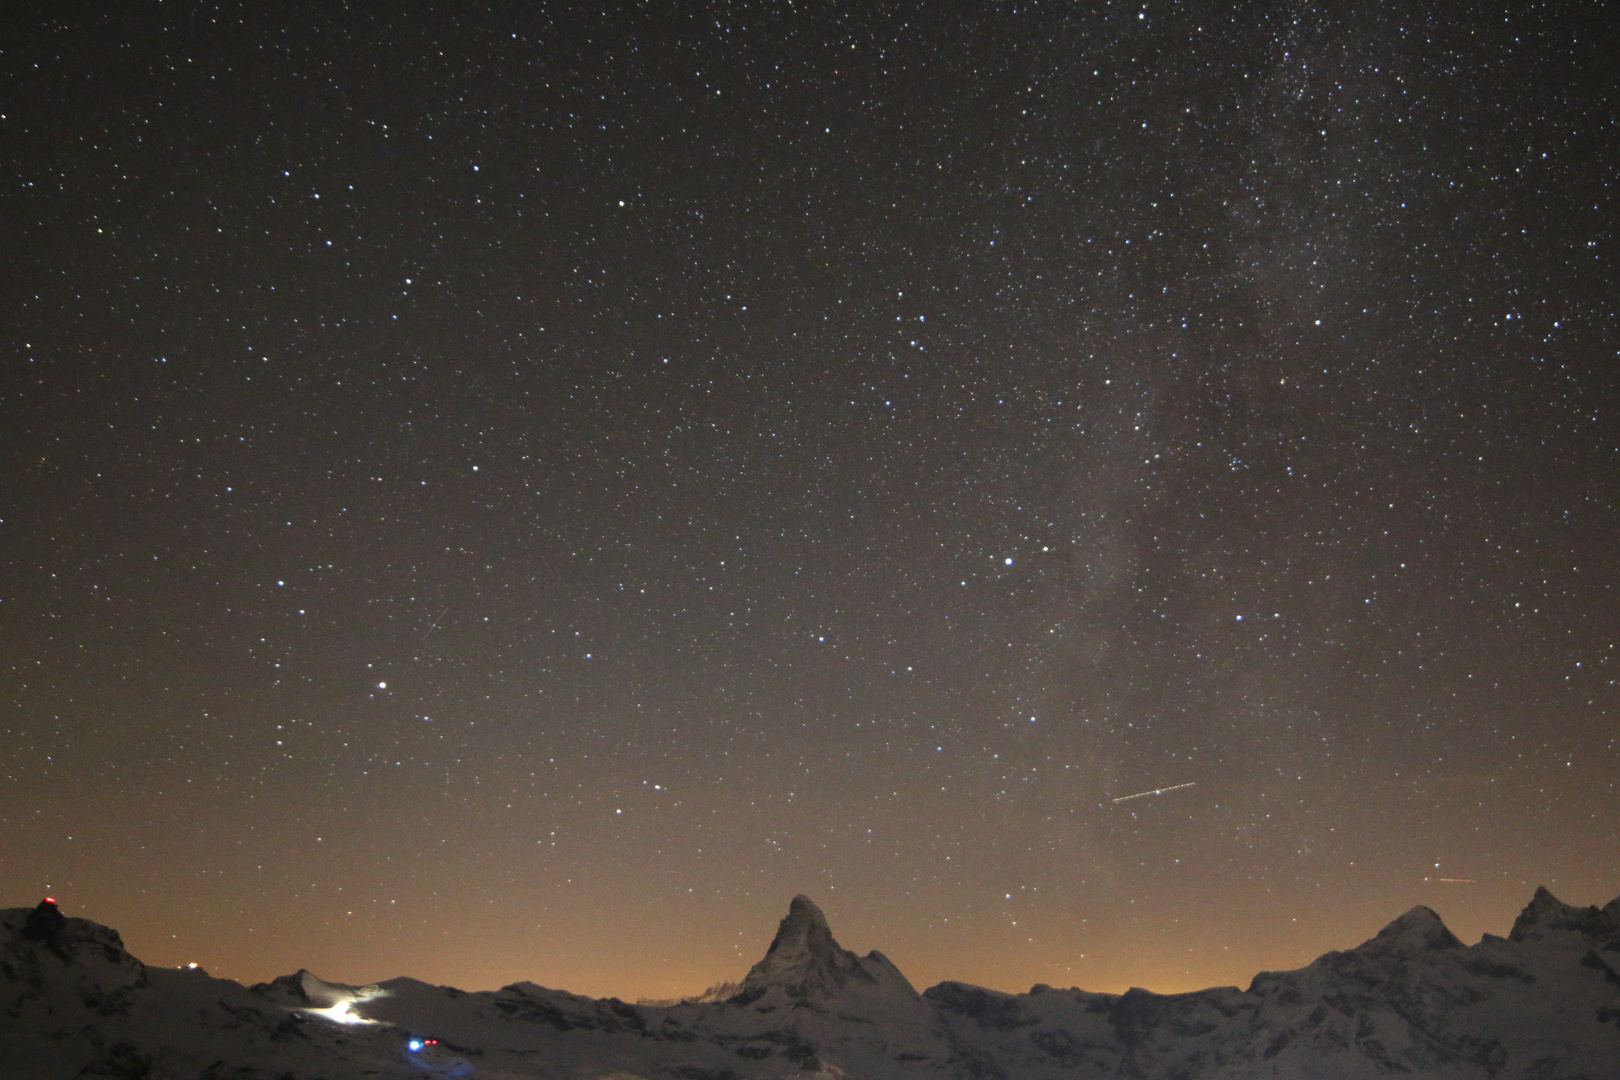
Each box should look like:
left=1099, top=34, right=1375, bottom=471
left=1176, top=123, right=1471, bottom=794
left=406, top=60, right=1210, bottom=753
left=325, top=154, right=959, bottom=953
left=1111, top=781, right=1196, bottom=803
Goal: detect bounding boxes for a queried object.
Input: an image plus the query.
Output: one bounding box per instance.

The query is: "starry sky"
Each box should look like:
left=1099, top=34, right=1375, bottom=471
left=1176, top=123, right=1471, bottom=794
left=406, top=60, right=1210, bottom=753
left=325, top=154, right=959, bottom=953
left=3, top=2, right=1617, bottom=1001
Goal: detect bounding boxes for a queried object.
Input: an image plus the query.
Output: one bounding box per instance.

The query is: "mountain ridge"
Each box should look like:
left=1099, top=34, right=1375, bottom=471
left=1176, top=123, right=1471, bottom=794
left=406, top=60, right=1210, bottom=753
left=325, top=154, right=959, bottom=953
left=4, top=888, right=1619, bottom=1079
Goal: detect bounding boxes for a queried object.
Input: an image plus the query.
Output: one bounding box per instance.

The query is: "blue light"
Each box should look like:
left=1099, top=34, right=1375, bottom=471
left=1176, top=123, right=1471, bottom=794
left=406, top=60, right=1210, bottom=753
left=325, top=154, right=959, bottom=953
left=407, top=1039, right=423, bottom=1052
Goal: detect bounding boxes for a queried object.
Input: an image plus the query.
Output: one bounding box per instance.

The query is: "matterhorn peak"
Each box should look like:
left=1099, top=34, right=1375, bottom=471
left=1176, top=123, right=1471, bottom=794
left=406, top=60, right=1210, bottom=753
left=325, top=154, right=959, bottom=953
left=780, top=894, right=835, bottom=942
left=738, top=895, right=905, bottom=1003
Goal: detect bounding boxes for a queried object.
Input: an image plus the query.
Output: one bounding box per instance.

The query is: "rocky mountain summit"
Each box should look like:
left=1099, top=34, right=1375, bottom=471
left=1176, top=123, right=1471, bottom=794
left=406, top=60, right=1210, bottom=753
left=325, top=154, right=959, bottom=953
left=736, top=894, right=920, bottom=1007
left=3, top=888, right=1618, bottom=1079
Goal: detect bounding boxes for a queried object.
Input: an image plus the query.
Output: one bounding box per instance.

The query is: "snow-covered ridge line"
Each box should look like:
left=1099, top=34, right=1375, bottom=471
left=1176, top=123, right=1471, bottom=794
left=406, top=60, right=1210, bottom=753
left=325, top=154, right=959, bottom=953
left=3, top=887, right=1618, bottom=1079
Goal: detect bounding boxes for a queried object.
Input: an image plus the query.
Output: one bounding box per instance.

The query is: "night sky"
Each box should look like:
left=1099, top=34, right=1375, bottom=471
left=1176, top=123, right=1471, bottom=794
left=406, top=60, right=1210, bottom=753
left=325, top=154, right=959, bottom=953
left=4, top=3, right=1617, bottom=1002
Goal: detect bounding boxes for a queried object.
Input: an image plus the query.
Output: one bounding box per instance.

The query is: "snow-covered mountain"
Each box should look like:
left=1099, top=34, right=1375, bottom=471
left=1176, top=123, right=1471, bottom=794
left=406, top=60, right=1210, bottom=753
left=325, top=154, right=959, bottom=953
left=3, top=887, right=1617, bottom=1079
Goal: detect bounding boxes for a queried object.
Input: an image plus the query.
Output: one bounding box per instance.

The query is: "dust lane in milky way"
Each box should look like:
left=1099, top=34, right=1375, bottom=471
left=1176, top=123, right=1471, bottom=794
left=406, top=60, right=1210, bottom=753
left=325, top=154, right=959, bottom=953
left=1, top=3, right=1615, bottom=1000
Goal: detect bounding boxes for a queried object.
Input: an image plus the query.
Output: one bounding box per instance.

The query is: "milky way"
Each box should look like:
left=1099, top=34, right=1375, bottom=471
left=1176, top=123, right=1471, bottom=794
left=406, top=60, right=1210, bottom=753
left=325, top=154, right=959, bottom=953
left=3, top=3, right=1615, bottom=1000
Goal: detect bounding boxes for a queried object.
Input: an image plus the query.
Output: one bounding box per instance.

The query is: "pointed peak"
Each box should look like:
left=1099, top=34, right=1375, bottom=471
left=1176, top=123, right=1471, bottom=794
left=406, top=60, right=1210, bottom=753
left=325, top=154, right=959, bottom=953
left=785, top=894, right=829, bottom=928
left=1358, top=905, right=1462, bottom=956
left=1530, top=884, right=1561, bottom=906
left=1510, top=886, right=1615, bottom=942
left=23, top=897, right=68, bottom=943
left=739, top=895, right=878, bottom=1002
left=251, top=968, right=359, bottom=1008
left=764, top=895, right=838, bottom=964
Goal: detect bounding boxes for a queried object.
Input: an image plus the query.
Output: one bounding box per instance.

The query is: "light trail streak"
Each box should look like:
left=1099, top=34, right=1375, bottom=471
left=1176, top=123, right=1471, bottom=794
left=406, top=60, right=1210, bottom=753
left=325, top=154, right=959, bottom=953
left=1111, top=781, right=1196, bottom=803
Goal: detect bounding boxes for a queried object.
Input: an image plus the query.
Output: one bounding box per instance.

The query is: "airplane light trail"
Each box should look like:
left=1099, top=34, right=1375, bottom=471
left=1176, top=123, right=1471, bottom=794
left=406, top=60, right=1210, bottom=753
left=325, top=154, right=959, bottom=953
left=1111, top=782, right=1196, bottom=803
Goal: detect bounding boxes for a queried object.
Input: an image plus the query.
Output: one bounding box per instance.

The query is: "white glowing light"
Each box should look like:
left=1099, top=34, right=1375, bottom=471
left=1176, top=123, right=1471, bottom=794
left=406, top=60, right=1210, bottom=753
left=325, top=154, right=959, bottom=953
left=306, top=1000, right=373, bottom=1024
left=300, top=984, right=390, bottom=1026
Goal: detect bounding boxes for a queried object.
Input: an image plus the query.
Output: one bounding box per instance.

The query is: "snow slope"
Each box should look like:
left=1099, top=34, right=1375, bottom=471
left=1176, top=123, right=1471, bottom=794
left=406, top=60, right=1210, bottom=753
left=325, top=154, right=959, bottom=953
left=2, top=888, right=1617, bottom=1079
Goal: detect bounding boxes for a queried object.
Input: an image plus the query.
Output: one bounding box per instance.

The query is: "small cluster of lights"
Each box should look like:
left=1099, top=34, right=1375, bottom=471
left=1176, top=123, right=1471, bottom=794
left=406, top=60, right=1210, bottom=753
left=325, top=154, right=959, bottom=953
left=407, top=1038, right=439, bottom=1053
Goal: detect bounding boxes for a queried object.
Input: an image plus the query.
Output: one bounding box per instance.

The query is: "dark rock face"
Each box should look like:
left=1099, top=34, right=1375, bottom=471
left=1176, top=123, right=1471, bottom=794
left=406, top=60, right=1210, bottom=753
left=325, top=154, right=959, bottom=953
left=21, top=898, right=67, bottom=945
left=1509, top=884, right=1620, bottom=944
left=5, top=901, right=142, bottom=977
left=736, top=894, right=878, bottom=1001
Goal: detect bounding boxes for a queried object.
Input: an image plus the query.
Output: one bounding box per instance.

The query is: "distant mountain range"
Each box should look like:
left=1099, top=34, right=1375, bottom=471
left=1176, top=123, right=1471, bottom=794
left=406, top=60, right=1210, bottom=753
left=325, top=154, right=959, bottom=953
left=3, top=887, right=1618, bottom=1078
